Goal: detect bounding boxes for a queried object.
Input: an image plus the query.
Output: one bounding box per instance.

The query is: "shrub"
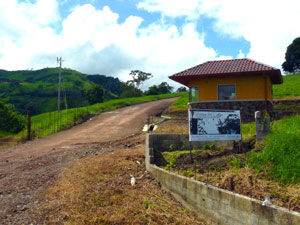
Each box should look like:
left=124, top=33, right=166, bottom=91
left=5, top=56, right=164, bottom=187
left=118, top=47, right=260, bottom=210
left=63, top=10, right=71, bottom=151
left=0, top=99, right=26, bottom=133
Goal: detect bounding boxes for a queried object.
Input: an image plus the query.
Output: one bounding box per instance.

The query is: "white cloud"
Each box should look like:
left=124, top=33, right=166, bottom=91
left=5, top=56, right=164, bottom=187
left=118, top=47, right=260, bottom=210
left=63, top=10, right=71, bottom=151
left=0, top=1, right=217, bottom=88
left=237, top=50, right=245, bottom=59
left=138, top=0, right=300, bottom=69
left=0, top=0, right=60, bottom=69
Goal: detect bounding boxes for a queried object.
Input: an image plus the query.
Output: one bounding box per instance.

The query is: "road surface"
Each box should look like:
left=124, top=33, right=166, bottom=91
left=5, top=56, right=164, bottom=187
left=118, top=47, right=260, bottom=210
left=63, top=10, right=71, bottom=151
left=0, top=98, right=176, bottom=224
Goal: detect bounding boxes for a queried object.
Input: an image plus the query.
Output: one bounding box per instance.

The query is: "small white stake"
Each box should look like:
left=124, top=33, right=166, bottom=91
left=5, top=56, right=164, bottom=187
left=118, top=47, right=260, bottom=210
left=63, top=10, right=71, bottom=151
left=130, top=175, right=136, bottom=186
left=262, top=194, right=270, bottom=206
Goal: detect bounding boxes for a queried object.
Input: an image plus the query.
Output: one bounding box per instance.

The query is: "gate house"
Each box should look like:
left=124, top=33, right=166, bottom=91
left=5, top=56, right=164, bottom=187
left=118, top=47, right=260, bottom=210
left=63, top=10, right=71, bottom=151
left=169, top=58, right=283, bottom=122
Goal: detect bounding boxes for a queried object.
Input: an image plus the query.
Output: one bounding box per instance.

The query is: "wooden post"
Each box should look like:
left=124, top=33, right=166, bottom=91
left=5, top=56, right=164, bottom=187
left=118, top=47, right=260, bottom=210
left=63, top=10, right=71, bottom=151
left=27, top=110, right=32, bottom=140
left=264, top=75, right=268, bottom=112
left=189, top=140, right=193, bottom=163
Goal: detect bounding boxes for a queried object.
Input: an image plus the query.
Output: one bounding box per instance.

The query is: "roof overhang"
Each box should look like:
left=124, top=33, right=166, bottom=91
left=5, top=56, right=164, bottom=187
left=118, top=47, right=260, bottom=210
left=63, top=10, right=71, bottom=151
left=169, top=70, right=283, bottom=87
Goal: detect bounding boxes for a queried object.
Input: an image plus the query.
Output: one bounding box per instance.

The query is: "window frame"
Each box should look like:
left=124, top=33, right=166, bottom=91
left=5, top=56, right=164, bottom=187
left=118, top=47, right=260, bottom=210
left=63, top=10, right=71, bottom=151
left=217, top=84, right=236, bottom=101
left=189, top=86, right=199, bottom=102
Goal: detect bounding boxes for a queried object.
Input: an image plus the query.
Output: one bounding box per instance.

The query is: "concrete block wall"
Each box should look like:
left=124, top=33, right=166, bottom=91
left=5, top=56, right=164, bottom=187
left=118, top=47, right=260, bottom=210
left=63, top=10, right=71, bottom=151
left=145, top=134, right=300, bottom=225
left=146, top=134, right=233, bottom=152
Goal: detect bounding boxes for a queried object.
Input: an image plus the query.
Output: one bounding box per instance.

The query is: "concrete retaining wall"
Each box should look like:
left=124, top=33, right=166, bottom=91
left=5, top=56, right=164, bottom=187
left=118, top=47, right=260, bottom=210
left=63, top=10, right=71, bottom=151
left=145, top=134, right=300, bottom=225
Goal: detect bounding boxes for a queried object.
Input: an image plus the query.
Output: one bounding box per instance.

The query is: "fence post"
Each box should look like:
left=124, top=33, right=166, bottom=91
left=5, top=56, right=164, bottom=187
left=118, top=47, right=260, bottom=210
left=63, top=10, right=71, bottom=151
left=255, top=111, right=270, bottom=141
left=27, top=110, right=32, bottom=140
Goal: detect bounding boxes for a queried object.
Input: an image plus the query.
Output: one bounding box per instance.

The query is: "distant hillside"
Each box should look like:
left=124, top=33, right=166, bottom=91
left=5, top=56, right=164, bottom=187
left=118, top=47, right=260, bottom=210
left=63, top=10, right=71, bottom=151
left=273, top=73, right=300, bottom=99
left=0, top=68, right=125, bottom=115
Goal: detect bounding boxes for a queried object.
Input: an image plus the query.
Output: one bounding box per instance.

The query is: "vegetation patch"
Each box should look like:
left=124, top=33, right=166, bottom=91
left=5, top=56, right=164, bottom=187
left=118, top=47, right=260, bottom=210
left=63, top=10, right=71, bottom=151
left=273, top=73, right=300, bottom=99
left=162, top=91, right=188, bottom=117
left=154, top=115, right=300, bottom=212
left=248, top=115, right=300, bottom=184
left=0, top=98, right=26, bottom=133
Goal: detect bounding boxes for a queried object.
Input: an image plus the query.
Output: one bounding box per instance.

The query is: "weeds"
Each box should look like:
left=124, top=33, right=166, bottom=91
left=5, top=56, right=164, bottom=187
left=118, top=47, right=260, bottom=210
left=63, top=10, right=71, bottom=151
left=249, top=115, right=300, bottom=184
left=164, top=155, right=177, bottom=170
left=169, top=144, right=175, bottom=151
left=182, top=170, right=194, bottom=177
left=181, top=140, right=188, bottom=150
left=203, top=143, right=216, bottom=150
left=229, top=157, right=245, bottom=169
left=142, top=199, right=155, bottom=209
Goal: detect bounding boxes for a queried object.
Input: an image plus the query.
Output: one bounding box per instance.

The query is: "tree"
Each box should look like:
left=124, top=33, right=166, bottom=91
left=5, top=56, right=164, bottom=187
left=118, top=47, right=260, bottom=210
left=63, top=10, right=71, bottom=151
left=282, top=37, right=300, bottom=73
left=126, top=70, right=152, bottom=89
left=85, top=84, right=105, bottom=105
left=157, top=82, right=173, bottom=94
left=146, top=82, right=174, bottom=95
left=0, top=98, right=26, bottom=133
left=146, top=85, right=160, bottom=95
left=176, top=87, right=187, bottom=92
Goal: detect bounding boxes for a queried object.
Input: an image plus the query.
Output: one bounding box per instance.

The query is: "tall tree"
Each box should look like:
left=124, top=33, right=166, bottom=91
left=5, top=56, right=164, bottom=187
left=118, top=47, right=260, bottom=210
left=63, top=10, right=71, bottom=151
left=85, top=84, right=105, bottom=105
left=282, top=37, right=300, bottom=73
left=126, top=70, right=152, bottom=89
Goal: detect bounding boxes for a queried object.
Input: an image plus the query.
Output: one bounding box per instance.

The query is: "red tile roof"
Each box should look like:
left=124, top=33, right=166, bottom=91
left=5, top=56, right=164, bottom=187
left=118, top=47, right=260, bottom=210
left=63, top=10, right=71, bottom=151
left=169, top=58, right=283, bottom=86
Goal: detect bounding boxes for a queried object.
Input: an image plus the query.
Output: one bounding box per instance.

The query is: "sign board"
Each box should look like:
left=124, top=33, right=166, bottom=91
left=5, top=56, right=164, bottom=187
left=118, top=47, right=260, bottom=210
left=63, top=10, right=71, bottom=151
left=189, top=109, right=241, bottom=141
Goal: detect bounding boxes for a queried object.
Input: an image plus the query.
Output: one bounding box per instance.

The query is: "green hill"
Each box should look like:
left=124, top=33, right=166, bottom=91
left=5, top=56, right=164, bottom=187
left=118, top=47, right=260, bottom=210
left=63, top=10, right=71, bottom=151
left=273, top=73, right=300, bottom=99
left=0, top=68, right=124, bottom=115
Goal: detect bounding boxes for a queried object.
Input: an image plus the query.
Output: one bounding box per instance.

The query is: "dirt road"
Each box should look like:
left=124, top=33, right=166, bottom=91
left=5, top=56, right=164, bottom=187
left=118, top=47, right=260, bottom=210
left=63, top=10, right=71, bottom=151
left=0, top=98, right=175, bottom=224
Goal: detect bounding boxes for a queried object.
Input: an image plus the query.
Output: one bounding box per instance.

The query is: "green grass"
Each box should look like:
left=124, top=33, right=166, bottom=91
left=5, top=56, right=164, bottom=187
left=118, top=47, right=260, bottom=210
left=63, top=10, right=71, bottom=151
left=273, top=73, right=300, bottom=99
left=0, top=130, right=12, bottom=136
left=241, top=122, right=255, bottom=140
left=170, top=91, right=189, bottom=110
left=248, top=115, right=300, bottom=184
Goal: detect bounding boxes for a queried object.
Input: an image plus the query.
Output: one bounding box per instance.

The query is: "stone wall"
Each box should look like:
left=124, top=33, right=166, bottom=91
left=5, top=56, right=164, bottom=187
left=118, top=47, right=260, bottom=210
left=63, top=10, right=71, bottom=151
left=189, top=100, right=273, bottom=122
left=272, top=99, right=300, bottom=120
left=145, top=134, right=300, bottom=225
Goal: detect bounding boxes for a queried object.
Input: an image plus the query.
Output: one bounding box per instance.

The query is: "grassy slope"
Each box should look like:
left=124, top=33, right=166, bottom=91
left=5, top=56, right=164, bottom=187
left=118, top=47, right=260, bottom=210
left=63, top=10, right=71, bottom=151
left=249, top=115, right=300, bottom=184
left=273, top=73, right=300, bottom=99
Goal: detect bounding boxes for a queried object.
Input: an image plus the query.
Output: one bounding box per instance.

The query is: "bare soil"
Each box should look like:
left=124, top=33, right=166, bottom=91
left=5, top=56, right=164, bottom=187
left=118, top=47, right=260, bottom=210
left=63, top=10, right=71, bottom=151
left=0, top=98, right=182, bottom=224
left=34, top=136, right=205, bottom=224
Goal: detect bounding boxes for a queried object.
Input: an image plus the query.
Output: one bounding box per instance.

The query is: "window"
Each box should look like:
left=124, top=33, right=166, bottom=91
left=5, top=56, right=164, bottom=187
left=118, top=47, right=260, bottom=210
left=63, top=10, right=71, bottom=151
left=218, top=84, right=236, bottom=100
left=189, top=86, right=199, bottom=102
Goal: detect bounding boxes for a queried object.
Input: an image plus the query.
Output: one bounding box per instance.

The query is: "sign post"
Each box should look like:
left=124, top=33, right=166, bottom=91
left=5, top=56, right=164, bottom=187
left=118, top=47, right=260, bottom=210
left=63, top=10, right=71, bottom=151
left=189, top=109, right=241, bottom=141
left=188, top=109, right=242, bottom=153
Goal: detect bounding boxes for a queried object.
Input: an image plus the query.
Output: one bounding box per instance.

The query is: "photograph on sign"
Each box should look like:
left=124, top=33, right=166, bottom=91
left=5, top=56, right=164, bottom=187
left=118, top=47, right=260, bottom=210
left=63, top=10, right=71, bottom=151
left=189, top=109, right=241, bottom=141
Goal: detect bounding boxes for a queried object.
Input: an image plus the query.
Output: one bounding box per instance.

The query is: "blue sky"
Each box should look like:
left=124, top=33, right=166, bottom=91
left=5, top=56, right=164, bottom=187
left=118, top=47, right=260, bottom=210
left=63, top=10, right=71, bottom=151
left=0, top=0, right=299, bottom=87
